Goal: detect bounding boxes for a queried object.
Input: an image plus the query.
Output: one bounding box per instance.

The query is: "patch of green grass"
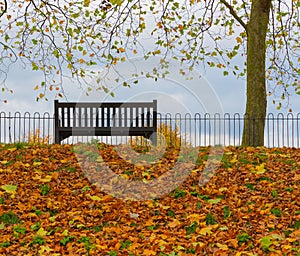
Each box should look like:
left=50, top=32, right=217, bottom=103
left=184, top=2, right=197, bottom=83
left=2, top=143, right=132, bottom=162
left=146, top=224, right=159, bottom=230
left=67, top=167, right=78, bottom=173
left=270, top=208, right=282, bottom=217
left=285, top=187, right=294, bottom=193
left=237, top=233, right=252, bottom=245
left=197, top=194, right=210, bottom=200
left=30, top=221, right=41, bottom=231
left=238, top=158, right=249, bottom=164
left=83, top=151, right=98, bottom=162
left=0, top=197, right=4, bottom=204
left=178, top=150, right=198, bottom=162
left=196, top=202, right=202, bottom=209
left=257, top=176, right=273, bottom=182
left=253, top=153, right=268, bottom=162
left=245, top=183, right=255, bottom=190
left=185, top=222, right=197, bottom=235
left=30, top=236, right=45, bottom=246
left=260, top=236, right=272, bottom=253
left=15, top=154, right=23, bottom=160
left=32, top=208, right=45, bottom=217
left=221, top=155, right=234, bottom=168
left=14, top=142, right=29, bottom=150
left=120, top=239, right=132, bottom=250
left=190, top=190, right=198, bottom=197
left=0, top=211, right=19, bottom=224
left=60, top=236, right=75, bottom=245
left=90, top=225, right=103, bottom=232
left=40, top=184, right=51, bottom=196
left=223, top=206, right=232, bottom=220
left=167, top=210, right=175, bottom=218
left=205, top=212, right=217, bottom=225
left=292, top=220, right=300, bottom=229
left=171, top=188, right=186, bottom=199
left=246, top=201, right=253, bottom=206
left=185, top=247, right=196, bottom=254
left=33, top=158, right=41, bottom=163
left=0, top=241, right=10, bottom=248
left=1, top=160, right=15, bottom=167
left=129, top=222, right=137, bottom=227
left=13, top=225, right=26, bottom=235
left=283, top=159, right=296, bottom=164
left=271, top=189, right=278, bottom=198
left=48, top=209, right=58, bottom=217
left=81, top=186, right=91, bottom=193
left=154, top=210, right=160, bottom=216
left=124, top=169, right=133, bottom=176
left=77, top=236, right=96, bottom=253
left=283, top=229, right=293, bottom=237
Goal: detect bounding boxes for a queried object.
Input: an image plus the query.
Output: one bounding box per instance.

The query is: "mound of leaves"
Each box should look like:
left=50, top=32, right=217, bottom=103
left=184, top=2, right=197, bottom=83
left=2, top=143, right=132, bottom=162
left=0, top=142, right=299, bottom=255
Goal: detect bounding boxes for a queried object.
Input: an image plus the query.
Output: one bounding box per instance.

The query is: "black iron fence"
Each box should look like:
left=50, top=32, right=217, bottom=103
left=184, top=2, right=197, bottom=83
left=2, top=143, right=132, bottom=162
left=0, top=112, right=53, bottom=144
left=0, top=111, right=299, bottom=147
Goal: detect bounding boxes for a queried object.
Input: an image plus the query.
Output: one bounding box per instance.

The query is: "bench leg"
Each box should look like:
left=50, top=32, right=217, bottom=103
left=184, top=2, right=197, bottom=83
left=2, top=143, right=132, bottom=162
left=54, top=133, right=60, bottom=144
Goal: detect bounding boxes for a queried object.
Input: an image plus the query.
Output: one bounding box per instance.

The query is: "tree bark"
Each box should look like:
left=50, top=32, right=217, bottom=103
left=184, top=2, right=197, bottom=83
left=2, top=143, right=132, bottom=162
left=242, top=0, right=272, bottom=146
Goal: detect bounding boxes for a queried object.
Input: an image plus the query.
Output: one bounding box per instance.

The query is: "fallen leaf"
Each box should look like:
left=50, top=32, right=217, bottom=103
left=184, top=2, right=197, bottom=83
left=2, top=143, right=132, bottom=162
left=199, top=227, right=212, bottom=236
left=1, top=184, right=17, bottom=193
left=168, top=219, right=181, bottom=228
left=207, top=198, right=222, bottom=204
left=36, top=227, right=47, bottom=236
left=143, top=249, right=156, bottom=255
left=216, top=243, right=228, bottom=250
left=89, top=195, right=102, bottom=201
left=38, top=245, right=53, bottom=254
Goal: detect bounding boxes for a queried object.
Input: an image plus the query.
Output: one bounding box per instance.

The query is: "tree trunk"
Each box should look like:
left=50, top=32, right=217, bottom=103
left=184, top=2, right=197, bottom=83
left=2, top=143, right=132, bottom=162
left=242, top=0, right=272, bottom=146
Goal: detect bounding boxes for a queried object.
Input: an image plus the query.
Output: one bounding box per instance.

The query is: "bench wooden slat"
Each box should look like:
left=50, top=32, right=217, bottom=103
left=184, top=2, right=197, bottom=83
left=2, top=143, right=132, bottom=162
left=54, top=100, right=157, bottom=144
left=56, top=102, right=155, bottom=108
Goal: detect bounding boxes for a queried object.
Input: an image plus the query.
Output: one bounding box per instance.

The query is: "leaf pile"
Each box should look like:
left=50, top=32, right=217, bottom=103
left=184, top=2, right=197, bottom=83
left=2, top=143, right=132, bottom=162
left=0, top=143, right=299, bottom=255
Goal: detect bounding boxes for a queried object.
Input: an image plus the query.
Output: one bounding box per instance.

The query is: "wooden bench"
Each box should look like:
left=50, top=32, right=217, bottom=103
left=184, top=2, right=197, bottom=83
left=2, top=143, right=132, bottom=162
left=54, top=100, right=157, bottom=144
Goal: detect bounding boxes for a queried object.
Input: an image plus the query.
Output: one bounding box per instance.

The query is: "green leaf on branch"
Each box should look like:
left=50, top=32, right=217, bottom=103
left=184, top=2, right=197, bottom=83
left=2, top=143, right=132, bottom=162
left=32, top=62, right=39, bottom=71
left=110, top=0, right=124, bottom=6
left=53, top=50, right=59, bottom=58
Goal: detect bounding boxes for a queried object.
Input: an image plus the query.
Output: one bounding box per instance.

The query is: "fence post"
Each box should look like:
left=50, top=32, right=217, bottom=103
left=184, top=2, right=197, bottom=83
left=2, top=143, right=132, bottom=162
left=54, top=100, right=60, bottom=144
left=152, top=99, right=157, bottom=146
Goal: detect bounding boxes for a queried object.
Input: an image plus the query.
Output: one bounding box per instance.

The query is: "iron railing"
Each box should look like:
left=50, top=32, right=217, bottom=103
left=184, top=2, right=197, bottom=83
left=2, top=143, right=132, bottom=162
left=0, top=112, right=53, bottom=144
left=0, top=111, right=299, bottom=147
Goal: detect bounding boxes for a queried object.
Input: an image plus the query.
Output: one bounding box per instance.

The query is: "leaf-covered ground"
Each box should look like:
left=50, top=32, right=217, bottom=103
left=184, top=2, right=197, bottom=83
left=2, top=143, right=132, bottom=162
left=0, top=143, right=299, bottom=255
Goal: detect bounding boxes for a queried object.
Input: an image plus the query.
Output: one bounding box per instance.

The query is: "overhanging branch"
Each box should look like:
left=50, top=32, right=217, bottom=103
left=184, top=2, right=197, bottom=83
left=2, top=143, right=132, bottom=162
left=0, top=0, right=7, bottom=18
left=219, top=0, right=248, bottom=32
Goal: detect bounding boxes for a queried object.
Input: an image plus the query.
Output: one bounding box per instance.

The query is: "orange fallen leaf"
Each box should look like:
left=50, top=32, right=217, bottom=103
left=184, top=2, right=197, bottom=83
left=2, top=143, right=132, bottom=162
left=143, top=249, right=156, bottom=255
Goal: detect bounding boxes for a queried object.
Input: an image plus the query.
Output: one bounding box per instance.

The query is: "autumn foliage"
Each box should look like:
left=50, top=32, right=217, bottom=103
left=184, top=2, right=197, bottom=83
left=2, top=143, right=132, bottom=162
left=26, top=129, right=50, bottom=144
left=0, top=143, right=299, bottom=255
left=129, top=123, right=187, bottom=151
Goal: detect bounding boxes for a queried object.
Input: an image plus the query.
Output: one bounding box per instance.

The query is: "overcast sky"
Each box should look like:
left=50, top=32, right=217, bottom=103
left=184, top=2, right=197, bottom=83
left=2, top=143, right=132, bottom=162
left=0, top=54, right=299, bottom=116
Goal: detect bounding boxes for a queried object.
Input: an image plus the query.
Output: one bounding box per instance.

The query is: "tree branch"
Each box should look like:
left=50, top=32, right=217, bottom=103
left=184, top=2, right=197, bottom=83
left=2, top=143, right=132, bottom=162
left=219, top=0, right=248, bottom=32
left=0, top=0, right=7, bottom=18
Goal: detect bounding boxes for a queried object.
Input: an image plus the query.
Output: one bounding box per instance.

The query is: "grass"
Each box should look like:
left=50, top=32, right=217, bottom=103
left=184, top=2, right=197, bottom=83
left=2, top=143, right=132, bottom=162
left=0, top=211, right=19, bottom=224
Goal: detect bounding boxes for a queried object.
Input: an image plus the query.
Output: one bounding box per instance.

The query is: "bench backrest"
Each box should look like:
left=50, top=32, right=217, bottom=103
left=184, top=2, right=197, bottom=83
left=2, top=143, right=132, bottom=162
left=54, top=100, right=157, bottom=143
